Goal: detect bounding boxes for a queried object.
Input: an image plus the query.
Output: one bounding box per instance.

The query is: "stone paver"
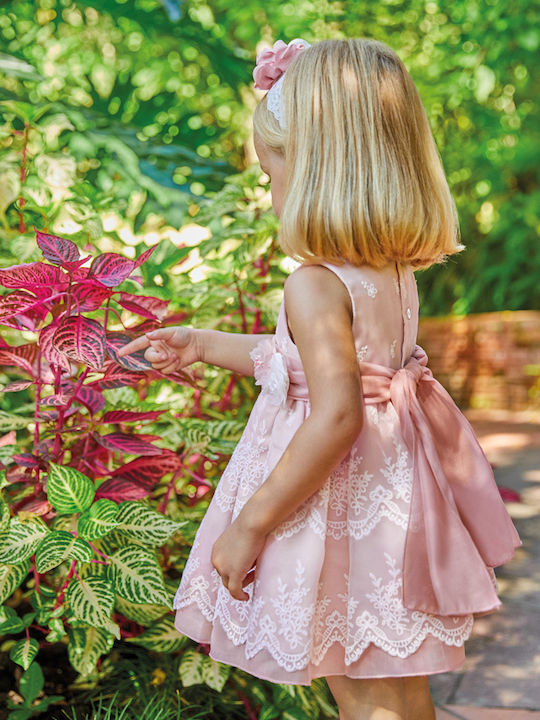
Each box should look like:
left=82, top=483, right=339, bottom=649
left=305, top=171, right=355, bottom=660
left=436, top=707, right=540, bottom=719
left=431, top=411, right=540, bottom=714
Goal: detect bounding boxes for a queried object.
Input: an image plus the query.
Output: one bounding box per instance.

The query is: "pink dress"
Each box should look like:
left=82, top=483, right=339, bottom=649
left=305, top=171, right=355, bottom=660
left=173, top=260, right=520, bottom=686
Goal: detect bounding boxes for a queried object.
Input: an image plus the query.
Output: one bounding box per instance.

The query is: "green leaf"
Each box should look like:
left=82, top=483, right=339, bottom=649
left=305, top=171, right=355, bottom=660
left=259, top=706, right=281, bottom=720
left=114, top=501, right=186, bottom=547
left=65, top=575, right=120, bottom=639
left=114, top=593, right=170, bottom=626
left=201, top=654, right=231, bottom=692
left=107, top=546, right=170, bottom=607
left=0, top=517, right=49, bottom=564
left=35, top=530, right=93, bottom=572
left=125, top=614, right=187, bottom=652
left=0, top=491, right=10, bottom=530
left=46, top=463, right=95, bottom=514
left=77, top=498, right=120, bottom=540
left=19, top=661, right=44, bottom=704
left=0, top=410, right=32, bottom=432
left=0, top=559, right=29, bottom=603
left=10, top=637, right=39, bottom=670
left=67, top=623, right=115, bottom=676
left=178, top=648, right=204, bottom=687
left=0, top=610, right=35, bottom=635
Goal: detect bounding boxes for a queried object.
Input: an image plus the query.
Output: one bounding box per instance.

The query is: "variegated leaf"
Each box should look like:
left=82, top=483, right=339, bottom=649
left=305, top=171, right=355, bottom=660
left=114, top=502, right=187, bottom=547
left=31, top=582, right=57, bottom=624
left=92, top=432, right=162, bottom=456
left=88, top=253, right=135, bottom=288
left=0, top=410, right=33, bottom=432
left=0, top=558, right=30, bottom=603
left=0, top=491, right=10, bottom=530
left=35, top=530, right=93, bottom=572
left=179, top=648, right=205, bottom=687
left=67, top=623, right=115, bottom=676
left=107, top=545, right=170, bottom=606
left=35, top=229, right=80, bottom=265
left=0, top=610, right=35, bottom=635
left=52, top=315, right=106, bottom=370
left=65, top=575, right=120, bottom=639
left=46, top=463, right=95, bottom=514
left=0, top=261, right=67, bottom=289
left=77, top=498, right=120, bottom=540
left=114, top=594, right=170, bottom=627
left=9, top=636, right=39, bottom=670
left=106, top=331, right=152, bottom=371
left=125, top=615, right=188, bottom=652
left=201, top=655, right=231, bottom=692
left=0, top=516, right=49, bottom=564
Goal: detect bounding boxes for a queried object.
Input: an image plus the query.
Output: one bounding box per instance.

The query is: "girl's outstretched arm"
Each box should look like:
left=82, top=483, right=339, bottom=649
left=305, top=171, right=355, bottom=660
left=117, top=326, right=272, bottom=376
left=211, top=265, right=365, bottom=600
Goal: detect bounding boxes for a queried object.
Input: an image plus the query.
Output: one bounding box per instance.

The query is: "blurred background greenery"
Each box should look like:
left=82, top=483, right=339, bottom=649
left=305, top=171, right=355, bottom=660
left=1, top=0, right=538, bottom=316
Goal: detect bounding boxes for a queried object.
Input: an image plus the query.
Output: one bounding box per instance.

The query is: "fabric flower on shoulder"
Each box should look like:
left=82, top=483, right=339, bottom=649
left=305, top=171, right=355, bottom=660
left=250, top=337, right=290, bottom=406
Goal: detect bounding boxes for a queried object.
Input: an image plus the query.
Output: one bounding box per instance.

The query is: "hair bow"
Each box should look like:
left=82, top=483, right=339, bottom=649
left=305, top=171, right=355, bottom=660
left=253, top=38, right=309, bottom=90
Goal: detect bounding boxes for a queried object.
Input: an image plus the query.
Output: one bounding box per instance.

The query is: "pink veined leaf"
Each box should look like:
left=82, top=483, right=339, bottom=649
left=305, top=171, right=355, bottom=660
left=52, top=315, right=106, bottom=370
left=71, top=265, right=91, bottom=280
left=35, top=228, right=80, bottom=265
left=106, top=331, right=152, bottom=371
left=0, top=344, right=38, bottom=377
left=2, top=379, right=33, bottom=392
left=0, top=290, right=38, bottom=322
left=94, top=477, right=153, bottom=502
left=0, top=262, right=68, bottom=290
left=115, top=291, right=170, bottom=321
left=106, top=452, right=181, bottom=483
left=75, top=385, right=106, bottom=415
left=88, top=253, right=135, bottom=288
left=39, top=392, right=76, bottom=406
left=101, top=409, right=167, bottom=423
left=36, top=406, right=79, bottom=422
left=39, top=323, right=73, bottom=374
left=0, top=430, right=16, bottom=447
left=18, top=494, right=53, bottom=516
left=130, top=276, right=144, bottom=287
left=10, top=452, right=40, bottom=468
left=92, top=432, right=163, bottom=456
left=89, top=361, right=145, bottom=390
left=133, top=244, right=158, bottom=268
left=72, top=280, right=114, bottom=311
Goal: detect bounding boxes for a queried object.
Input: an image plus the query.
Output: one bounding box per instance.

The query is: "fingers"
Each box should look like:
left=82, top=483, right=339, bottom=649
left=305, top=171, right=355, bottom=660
left=227, top=571, right=255, bottom=602
left=117, top=335, right=150, bottom=357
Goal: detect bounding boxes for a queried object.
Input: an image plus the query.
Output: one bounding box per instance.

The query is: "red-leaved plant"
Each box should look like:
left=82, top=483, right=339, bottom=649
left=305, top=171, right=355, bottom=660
left=0, top=229, right=230, bottom=712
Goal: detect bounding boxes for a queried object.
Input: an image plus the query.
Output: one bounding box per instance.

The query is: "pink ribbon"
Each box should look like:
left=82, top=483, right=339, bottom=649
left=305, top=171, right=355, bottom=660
left=285, top=344, right=521, bottom=616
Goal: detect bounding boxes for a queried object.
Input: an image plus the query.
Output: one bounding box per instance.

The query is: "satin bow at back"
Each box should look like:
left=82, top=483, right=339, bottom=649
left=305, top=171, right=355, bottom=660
left=279, top=335, right=521, bottom=616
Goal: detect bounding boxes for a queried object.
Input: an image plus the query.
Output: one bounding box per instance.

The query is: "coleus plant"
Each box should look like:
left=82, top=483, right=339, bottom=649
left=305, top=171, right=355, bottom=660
left=0, top=229, right=238, bottom=705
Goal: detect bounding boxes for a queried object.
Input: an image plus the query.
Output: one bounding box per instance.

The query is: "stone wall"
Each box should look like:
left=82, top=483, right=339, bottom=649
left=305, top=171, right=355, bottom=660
left=417, top=311, right=540, bottom=411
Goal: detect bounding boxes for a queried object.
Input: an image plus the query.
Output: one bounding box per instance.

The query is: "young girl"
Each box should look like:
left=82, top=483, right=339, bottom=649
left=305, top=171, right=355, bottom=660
left=118, top=38, right=520, bottom=720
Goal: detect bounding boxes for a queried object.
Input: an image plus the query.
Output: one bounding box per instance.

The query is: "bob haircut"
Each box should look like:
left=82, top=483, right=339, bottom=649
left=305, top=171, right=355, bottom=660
left=252, top=38, right=464, bottom=269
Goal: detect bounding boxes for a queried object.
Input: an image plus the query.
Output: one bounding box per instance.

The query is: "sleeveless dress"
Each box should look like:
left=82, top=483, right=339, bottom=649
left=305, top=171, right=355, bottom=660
left=172, top=260, right=520, bottom=686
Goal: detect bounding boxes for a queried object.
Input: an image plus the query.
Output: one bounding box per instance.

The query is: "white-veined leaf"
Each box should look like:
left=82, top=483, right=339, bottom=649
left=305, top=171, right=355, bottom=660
left=67, top=623, right=115, bottom=676
left=9, top=637, right=39, bottom=670
left=0, top=517, right=49, bottom=564
left=35, top=530, right=93, bottom=572
left=107, top=546, right=170, bottom=607
left=125, top=614, right=188, bottom=652
left=65, top=575, right=120, bottom=639
left=114, top=501, right=187, bottom=547
left=77, top=498, right=120, bottom=540
left=201, top=654, right=231, bottom=692
left=46, top=463, right=95, bottom=514
left=0, top=558, right=30, bottom=603
left=178, top=648, right=204, bottom=687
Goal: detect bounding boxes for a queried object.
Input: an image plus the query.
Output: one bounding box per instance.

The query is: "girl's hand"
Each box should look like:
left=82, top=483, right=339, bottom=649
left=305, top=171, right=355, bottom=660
left=117, top=326, right=201, bottom=374
left=210, top=519, right=267, bottom=601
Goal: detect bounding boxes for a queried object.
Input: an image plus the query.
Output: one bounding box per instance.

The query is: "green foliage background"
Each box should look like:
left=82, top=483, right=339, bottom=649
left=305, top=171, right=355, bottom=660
left=0, top=0, right=539, bottom=717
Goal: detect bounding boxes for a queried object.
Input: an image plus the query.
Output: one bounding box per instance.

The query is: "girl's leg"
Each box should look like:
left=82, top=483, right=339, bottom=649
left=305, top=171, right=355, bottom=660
left=325, top=675, right=436, bottom=720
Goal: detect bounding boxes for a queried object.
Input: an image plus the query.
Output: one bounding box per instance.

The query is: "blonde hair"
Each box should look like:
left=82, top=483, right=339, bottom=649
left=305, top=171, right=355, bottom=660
left=253, top=38, right=464, bottom=269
